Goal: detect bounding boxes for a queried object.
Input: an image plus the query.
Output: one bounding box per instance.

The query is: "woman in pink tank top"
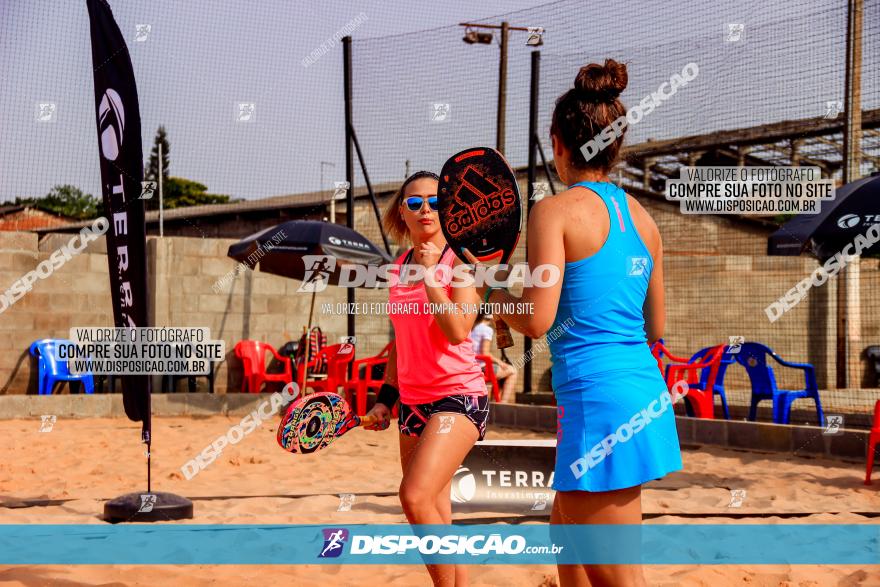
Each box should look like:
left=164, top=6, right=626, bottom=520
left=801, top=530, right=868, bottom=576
left=364, top=170, right=488, bottom=587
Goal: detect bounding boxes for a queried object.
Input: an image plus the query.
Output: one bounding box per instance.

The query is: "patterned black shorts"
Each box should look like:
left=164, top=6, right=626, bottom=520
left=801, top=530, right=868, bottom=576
left=398, top=394, right=489, bottom=441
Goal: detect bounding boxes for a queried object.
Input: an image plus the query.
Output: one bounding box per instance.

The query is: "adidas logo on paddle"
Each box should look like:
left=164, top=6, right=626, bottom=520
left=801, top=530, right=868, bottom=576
left=446, top=167, right=517, bottom=238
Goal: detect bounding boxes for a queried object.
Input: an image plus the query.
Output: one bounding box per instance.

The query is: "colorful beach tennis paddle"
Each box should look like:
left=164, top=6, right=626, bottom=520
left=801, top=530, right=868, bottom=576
left=276, top=392, right=380, bottom=454
left=438, top=147, right=522, bottom=349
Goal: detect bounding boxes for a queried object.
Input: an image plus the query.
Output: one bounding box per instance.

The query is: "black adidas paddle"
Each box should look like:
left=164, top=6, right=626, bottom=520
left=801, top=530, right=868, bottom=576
left=438, top=147, right=522, bottom=349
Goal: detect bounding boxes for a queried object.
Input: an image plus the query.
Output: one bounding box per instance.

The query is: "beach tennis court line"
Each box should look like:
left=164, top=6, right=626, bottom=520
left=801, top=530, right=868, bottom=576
left=2, top=493, right=878, bottom=521
left=0, top=491, right=399, bottom=509
left=455, top=512, right=880, bottom=525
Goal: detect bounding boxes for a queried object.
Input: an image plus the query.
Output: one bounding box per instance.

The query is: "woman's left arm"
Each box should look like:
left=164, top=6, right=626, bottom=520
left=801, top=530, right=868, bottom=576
left=466, top=198, right=565, bottom=339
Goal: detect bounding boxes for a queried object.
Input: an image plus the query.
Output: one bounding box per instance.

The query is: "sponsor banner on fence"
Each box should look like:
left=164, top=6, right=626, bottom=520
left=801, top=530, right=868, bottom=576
left=453, top=440, right=556, bottom=514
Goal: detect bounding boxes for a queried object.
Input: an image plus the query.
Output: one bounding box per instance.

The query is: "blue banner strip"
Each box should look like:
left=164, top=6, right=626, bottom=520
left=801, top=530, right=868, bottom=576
left=0, top=524, right=877, bottom=565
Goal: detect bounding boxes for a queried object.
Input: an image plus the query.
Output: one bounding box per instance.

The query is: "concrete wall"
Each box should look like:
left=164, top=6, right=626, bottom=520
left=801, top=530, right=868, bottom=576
left=0, top=231, right=114, bottom=394
left=0, top=231, right=390, bottom=395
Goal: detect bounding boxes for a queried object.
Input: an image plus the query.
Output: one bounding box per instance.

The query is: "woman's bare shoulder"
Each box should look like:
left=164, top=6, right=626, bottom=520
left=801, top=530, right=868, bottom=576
left=626, top=193, right=661, bottom=250
left=532, top=185, right=601, bottom=213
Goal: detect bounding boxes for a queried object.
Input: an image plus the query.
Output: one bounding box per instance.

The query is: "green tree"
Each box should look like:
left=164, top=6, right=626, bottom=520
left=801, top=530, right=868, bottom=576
left=145, top=125, right=170, bottom=184
left=142, top=126, right=231, bottom=210
left=773, top=213, right=796, bottom=224
left=160, top=177, right=231, bottom=209
left=16, top=185, right=100, bottom=220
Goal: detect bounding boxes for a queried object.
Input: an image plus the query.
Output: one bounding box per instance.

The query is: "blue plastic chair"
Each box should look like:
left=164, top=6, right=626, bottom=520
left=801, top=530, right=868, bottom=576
left=29, top=339, right=95, bottom=395
left=734, top=342, right=824, bottom=426
left=685, top=346, right=735, bottom=419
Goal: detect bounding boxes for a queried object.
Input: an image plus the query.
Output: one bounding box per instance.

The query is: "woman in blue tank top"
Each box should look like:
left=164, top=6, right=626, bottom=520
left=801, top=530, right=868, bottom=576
left=465, top=59, right=681, bottom=586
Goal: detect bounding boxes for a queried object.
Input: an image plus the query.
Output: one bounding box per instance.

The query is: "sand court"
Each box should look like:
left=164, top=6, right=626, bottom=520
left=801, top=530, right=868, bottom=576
left=1, top=415, right=878, bottom=585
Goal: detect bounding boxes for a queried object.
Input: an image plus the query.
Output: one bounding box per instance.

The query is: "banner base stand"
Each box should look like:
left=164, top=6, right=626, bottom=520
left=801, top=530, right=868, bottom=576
left=103, top=491, right=193, bottom=523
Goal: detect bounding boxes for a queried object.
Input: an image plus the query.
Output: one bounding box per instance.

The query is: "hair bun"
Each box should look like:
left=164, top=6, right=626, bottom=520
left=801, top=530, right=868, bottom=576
left=574, top=59, right=627, bottom=103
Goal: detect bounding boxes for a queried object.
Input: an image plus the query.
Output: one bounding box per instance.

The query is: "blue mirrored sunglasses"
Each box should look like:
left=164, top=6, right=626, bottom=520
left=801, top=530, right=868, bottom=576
left=404, top=196, right=439, bottom=211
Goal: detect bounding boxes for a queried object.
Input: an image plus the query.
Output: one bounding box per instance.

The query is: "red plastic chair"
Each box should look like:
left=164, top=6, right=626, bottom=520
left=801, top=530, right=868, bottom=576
left=657, top=343, right=725, bottom=419
left=865, top=400, right=880, bottom=485
left=344, top=341, right=393, bottom=416
left=651, top=341, right=693, bottom=384
left=233, top=340, right=293, bottom=393
left=303, top=343, right=355, bottom=396
left=476, top=354, right=502, bottom=402
left=649, top=340, right=665, bottom=376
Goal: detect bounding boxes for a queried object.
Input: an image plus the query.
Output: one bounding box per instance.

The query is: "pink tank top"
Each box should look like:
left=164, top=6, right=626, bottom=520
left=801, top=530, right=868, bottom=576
left=388, top=245, right=487, bottom=405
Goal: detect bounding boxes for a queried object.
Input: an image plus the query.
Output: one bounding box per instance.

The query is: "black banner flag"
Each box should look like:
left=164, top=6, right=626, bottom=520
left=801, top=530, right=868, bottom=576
left=86, top=0, right=151, bottom=431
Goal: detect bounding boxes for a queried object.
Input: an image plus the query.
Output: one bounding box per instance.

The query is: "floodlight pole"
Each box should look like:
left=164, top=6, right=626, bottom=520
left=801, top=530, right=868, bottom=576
left=320, top=161, right=335, bottom=222
left=343, top=36, right=355, bottom=340
left=838, top=0, right=863, bottom=388
left=460, top=21, right=540, bottom=156
left=524, top=50, right=540, bottom=394
left=843, top=0, right=863, bottom=183
left=497, top=21, right=509, bottom=154
left=459, top=21, right=543, bottom=391
left=158, top=142, right=164, bottom=238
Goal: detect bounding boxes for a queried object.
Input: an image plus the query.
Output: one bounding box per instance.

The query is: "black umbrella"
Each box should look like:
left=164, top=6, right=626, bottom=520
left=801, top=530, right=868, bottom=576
left=228, top=220, right=394, bottom=393
left=768, top=173, right=880, bottom=260
left=228, top=219, right=392, bottom=331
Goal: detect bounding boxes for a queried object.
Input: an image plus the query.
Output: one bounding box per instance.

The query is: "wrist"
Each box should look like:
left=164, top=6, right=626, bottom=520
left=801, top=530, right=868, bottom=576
left=376, top=383, right=399, bottom=409
left=483, top=285, right=507, bottom=305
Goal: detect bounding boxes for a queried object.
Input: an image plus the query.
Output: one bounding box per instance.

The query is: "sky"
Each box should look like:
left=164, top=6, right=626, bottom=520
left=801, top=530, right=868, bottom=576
left=0, top=0, right=539, bottom=201
left=1, top=0, right=876, bottom=202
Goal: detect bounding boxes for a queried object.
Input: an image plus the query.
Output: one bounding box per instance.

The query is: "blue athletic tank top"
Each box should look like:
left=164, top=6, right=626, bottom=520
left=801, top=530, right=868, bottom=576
left=548, top=181, right=659, bottom=388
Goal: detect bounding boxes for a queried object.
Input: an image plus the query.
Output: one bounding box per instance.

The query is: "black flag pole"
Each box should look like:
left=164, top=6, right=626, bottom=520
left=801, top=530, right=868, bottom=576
left=86, top=0, right=191, bottom=522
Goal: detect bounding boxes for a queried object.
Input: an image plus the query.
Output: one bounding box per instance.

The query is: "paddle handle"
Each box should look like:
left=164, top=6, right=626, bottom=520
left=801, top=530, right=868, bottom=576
left=335, top=413, right=382, bottom=439
left=494, top=315, right=514, bottom=349
left=357, top=414, right=380, bottom=427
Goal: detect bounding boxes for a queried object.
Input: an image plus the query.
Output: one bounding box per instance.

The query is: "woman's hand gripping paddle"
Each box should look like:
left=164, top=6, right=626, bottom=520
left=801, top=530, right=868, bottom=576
left=438, top=147, right=523, bottom=349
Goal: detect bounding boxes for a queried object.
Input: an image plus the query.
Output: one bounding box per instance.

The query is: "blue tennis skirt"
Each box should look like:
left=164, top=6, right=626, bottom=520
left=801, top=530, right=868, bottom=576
left=552, top=367, right=683, bottom=492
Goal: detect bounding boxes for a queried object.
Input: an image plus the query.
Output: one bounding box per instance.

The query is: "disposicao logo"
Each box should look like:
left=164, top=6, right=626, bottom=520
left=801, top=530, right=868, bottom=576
left=318, top=528, right=349, bottom=558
